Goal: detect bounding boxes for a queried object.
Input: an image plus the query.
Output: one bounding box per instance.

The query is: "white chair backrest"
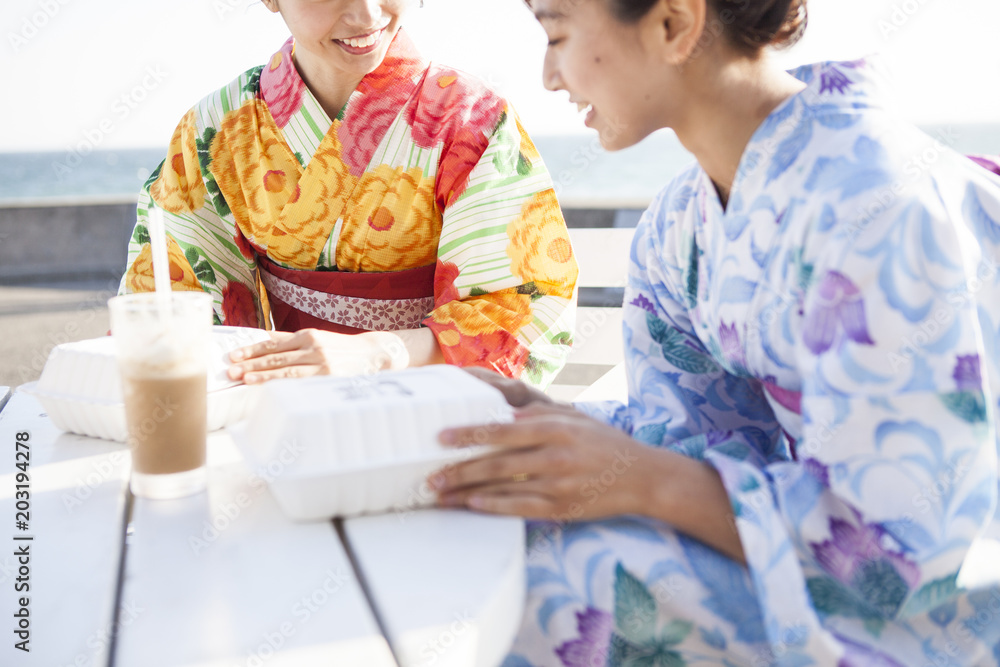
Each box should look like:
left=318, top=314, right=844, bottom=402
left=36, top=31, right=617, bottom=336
left=546, top=223, right=637, bottom=403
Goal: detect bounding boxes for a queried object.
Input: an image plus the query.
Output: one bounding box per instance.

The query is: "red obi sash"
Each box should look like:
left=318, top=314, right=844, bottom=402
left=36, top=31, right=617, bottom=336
left=257, top=256, right=436, bottom=334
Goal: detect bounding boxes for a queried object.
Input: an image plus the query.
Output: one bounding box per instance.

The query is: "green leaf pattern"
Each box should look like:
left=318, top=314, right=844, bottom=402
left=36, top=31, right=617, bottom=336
left=184, top=246, right=217, bottom=286
left=647, top=313, right=720, bottom=374
left=607, top=564, right=693, bottom=666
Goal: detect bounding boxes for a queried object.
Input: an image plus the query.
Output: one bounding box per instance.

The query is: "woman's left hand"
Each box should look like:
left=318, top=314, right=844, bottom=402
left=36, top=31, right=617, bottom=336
left=428, top=402, right=651, bottom=520
left=227, top=328, right=408, bottom=384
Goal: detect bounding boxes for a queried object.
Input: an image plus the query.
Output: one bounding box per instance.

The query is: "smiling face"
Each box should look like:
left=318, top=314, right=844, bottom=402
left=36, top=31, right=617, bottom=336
left=263, top=0, right=416, bottom=83
left=534, top=0, right=672, bottom=151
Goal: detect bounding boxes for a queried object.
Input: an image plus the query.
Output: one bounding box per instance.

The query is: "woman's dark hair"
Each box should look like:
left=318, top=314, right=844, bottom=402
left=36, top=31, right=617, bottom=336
left=608, top=0, right=808, bottom=51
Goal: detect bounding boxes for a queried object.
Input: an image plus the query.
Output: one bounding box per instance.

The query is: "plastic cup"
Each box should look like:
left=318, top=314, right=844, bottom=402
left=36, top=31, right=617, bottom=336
left=108, top=292, right=213, bottom=499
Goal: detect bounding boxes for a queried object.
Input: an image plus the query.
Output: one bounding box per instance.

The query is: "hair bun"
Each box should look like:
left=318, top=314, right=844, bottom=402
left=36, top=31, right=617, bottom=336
left=729, top=0, right=808, bottom=50
left=586, top=0, right=809, bottom=52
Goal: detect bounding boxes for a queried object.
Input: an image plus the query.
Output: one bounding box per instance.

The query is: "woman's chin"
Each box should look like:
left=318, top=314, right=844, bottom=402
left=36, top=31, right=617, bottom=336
left=595, top=126, right=644, bottom=153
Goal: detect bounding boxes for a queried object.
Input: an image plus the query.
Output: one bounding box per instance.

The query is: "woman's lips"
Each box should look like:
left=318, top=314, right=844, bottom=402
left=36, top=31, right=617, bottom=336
left=334, top=27, right=386, bottom=55
left=574, top=102, right=595, bottom=128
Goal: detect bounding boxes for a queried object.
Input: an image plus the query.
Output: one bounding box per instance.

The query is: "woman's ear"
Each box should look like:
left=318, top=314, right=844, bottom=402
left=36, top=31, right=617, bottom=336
left=261, top=0, right=280, bottom=14
left=646, top=0, right=707, bottom=66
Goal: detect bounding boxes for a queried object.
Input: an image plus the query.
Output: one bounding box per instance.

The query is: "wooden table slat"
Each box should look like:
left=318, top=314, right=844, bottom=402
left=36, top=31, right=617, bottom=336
left=115, top=431, right=397, bottom=667
left=344, top=510, right=524, bottom=667
left=0, top=391, right=128, bottom=666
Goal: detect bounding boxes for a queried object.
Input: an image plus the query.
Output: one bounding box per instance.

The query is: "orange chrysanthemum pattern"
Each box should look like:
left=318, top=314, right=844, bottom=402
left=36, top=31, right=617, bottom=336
left=150, top=109, right=207, bottom=214
left=210, top=99, right=325, bottom=268
left=506, top=190, right=579, bottom=299
left=336, top=163, right=439, bottom=272
left=516, top=114, right=542, bottom=164
left=425, top=289, right=534, bottom=378
left=268, top=121, right=360, bottom=268
left=123, top=238, right=205, bottom=294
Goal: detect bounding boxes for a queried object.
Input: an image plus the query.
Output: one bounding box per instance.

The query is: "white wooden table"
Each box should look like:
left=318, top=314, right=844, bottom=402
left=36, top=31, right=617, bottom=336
left=0, top=387, right=524, bottom=667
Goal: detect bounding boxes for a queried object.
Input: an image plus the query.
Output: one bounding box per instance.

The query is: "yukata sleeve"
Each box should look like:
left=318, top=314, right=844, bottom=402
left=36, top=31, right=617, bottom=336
left=703, top=182, right=1000, bottom=657
left=119, top=108, right=264, bottom=328
left=423, top=108, right=577, bottom=388
left=577, top=188, right=783, bottom=459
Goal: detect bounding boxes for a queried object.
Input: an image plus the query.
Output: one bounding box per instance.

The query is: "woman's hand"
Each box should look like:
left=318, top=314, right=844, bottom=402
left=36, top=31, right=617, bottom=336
left=428, top=402, right=650, bottom=521
left=429, top=402, right=747, bottom=563
left=462, top=367, right=559, bottom=408
left=227, top=328, right=409, bottom=383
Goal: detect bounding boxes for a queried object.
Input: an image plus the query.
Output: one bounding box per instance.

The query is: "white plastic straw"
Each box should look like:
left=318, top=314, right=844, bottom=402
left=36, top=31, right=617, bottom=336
left=147, top=204, right=172, bottom=319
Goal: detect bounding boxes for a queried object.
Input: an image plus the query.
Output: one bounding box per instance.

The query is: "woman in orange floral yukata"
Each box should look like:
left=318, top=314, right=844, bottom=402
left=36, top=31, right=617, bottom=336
left=119, top=0, right=578, bottom=386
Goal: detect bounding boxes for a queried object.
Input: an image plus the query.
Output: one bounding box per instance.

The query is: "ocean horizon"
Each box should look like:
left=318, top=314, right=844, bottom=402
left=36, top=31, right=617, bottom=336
left=2, top=124, right=998, bottom=206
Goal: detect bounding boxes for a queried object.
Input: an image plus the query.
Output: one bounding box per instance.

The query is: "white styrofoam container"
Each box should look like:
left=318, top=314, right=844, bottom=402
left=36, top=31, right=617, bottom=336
left=229, top=365, right=514, bottom=521
left=22, top=326, right=271, bottom=442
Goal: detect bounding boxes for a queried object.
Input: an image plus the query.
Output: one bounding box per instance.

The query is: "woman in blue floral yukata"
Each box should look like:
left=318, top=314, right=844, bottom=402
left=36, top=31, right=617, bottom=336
left=426, top=0, right=1000, bottom=664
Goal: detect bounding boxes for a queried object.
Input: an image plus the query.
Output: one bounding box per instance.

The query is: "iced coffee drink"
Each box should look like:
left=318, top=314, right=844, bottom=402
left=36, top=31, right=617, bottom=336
left=109, top=292, right=213, bottom=499
left=123, top=371, right=207, bottom=474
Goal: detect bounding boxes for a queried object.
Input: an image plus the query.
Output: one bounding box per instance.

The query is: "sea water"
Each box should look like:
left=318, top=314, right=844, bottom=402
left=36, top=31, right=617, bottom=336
left=1, top=125, right=998, bottom=206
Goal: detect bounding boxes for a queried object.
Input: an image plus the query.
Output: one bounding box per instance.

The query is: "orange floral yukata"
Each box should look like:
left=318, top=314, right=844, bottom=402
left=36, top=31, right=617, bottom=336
left=119, top=31, right=578, bottom=386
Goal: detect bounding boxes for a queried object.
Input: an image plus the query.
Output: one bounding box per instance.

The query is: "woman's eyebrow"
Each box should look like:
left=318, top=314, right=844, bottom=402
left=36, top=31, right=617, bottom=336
left=534, top=9, right=567, bottom=21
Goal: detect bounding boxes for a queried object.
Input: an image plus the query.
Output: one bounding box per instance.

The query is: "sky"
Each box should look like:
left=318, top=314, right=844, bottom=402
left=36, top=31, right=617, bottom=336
left=1, top=0, right=998, bottom=154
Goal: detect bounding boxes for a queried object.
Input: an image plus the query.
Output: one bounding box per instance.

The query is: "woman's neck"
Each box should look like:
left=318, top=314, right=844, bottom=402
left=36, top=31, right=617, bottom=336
left=672, top=54, right=805, bottom=209
left=292, top=50, right=366, bottom=120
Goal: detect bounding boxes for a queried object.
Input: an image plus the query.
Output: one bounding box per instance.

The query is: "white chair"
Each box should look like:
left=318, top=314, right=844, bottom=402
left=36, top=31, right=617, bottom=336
left=546, top=225, right=636, bottom=403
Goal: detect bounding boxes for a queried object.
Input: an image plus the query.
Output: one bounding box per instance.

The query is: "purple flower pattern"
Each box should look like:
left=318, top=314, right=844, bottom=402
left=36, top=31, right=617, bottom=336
left=820, top=67, right=854, bottom=95
left=761, top=375, right=801, bottom=415
left=803, top=458, right=830, bottom=487
left=803, top=270, right=875, bottom=354
left=953, top=354, right=982, bottom=392
left=811, top=509, right=920, bottom=592
left=630, top=293, right=657, bottom=315
left=555, top=608, right=613, bottom=667
left=719, top=320, right=748, bottom=370
left=836, top=634, right=907, bottom=667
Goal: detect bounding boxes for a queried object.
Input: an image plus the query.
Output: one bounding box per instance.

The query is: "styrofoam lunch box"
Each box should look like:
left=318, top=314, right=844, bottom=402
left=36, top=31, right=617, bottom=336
left=21, top=326, right=272, bottom=442
left=228, top=365, right=514, bottom=521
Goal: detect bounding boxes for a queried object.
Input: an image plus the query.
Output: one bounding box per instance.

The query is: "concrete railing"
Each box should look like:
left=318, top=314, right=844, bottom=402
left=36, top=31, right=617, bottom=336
left=0, top=197, right=646, bottom=285
left=0, top=196, right=138, bottom=283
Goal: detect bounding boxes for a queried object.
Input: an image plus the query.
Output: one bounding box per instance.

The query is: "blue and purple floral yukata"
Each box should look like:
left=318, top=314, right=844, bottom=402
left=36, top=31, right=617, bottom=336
left=504, top=60, right=1000, bottom=666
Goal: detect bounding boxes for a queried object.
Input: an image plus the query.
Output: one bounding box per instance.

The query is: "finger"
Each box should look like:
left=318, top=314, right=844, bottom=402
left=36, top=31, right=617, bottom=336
left=429, top=448, right=545, bottom=493
left=440, top=489, right=557, bottom=518
left=514, top=401, right=580, bottom=418
left=241, top=361, right=325, bottom=385
left=462, top=366, right=506, bottom=384
left=462, top=367, right=553, bottom=408
left=238, top=347, right=318, bottom=373
left=228, top=331, right=297, bottom=363
left=439, top=412, right=578, bottom=449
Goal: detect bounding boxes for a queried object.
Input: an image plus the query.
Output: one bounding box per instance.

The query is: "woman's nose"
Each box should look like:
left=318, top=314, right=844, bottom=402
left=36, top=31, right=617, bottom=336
left=343, top=0, right=383, bottom=29
left=542, top=51, right=562, bottom=92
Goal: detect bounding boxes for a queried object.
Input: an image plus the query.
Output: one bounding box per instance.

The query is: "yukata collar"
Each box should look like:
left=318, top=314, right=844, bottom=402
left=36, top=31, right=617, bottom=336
left=716, top=58, right=888, bottom=214
left=259, top=28, right=429, bottom=125
left=786, top=57, right=887, bottom=112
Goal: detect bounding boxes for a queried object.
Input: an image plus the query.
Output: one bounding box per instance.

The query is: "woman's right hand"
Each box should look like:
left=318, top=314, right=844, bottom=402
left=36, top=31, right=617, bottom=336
left=227, top=328, right=408, bottom=384
left=462, top=367, right=558, bottom=408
